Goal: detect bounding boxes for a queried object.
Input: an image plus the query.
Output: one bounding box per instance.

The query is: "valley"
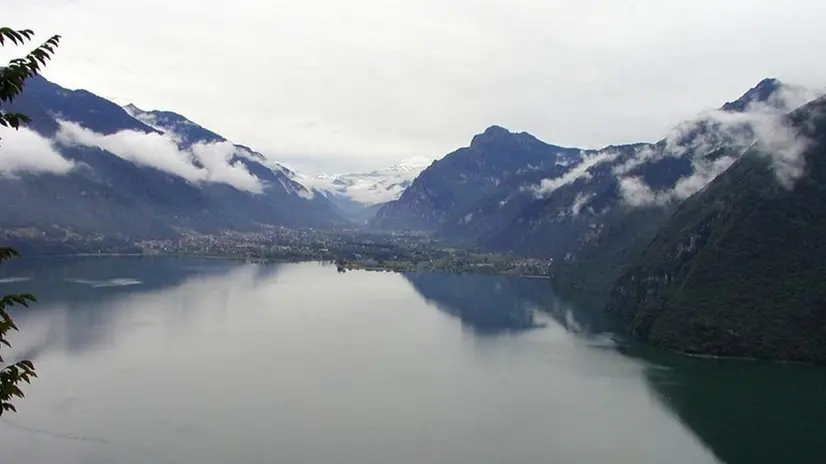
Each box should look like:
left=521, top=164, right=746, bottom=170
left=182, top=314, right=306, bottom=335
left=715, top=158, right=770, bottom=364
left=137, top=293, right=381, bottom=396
left=5, top=6, right=826, bottom=463
left=3, top=73, right=826, bottom=364
left=6, top=226, right=553, bottom=277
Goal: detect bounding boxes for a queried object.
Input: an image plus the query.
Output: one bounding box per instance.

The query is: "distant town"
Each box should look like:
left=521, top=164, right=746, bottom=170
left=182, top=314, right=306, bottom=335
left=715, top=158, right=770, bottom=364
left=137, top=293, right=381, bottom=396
left=139, top=227, right=553, bottom=277
left=3, top=226, right=553, bottom=277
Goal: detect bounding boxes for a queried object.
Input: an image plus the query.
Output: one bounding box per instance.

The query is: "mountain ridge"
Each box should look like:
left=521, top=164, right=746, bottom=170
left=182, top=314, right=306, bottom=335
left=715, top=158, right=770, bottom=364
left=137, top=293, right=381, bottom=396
left=0, top=75, right=344, bottom=240
left=366, top=78, right=822, bottom=325
left=605, top=95, right=826, bottom=362
left=370, top=125, right=583, bottom=231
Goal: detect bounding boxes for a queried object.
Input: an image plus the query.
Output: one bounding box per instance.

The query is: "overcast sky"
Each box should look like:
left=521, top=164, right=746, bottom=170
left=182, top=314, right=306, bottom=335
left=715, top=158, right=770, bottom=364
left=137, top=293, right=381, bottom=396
left=6, top=0, right=826, bottom=172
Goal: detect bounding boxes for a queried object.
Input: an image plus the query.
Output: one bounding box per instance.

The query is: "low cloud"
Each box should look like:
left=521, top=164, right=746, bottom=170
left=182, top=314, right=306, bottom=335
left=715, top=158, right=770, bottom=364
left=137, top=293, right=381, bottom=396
left=763, top=84, right=822, bottom=114
left=620, top=154, right=737, bottom=206
left=672, top=155, right=739, bottom=200
left=618, top=177, right=669, bottom=207
left=0, top=127, right=75, bottom=175
left=534, top=151, right=618, bottom=197
left=617, top=87, right=820, bottom=206
left=55, top=121, right=263, bottom=193
left=570, top=192, right=594, bottom=215
left=670, top=92, right=815, bottom=188
left=612, top=145, right=659, bottom=176
left=340, top=181, right=407, bottom=205
left=741, top=112, right=810, bottom=189
left=191, top=143, right=266, bottom=193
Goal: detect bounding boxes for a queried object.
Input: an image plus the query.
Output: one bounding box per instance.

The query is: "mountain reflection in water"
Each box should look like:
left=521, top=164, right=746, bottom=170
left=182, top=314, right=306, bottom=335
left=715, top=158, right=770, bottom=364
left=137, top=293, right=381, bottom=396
left=0, top=257, right=823, bottom=464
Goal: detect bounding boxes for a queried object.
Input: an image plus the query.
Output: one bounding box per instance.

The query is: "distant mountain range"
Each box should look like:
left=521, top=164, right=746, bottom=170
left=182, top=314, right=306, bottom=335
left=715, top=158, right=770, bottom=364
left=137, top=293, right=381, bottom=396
left=4, top=73, right=825, bottom=362
left=299, top=158, right=432, bottom=223
left=368, top=77, right=826, bottom=361
left=0, top=75, right=345, bottom=240
left=371, top=79, right=817, bottom=285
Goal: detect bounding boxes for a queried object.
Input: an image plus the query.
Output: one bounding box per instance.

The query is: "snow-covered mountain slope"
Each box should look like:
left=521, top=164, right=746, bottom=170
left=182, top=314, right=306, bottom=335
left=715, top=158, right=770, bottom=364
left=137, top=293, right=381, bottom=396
left=301, top=157, right=433, bottom=206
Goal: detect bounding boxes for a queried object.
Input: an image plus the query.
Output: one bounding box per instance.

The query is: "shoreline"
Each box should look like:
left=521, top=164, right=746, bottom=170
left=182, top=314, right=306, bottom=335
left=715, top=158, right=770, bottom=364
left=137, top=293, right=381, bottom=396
left=16, top=253, right=819, bottom=366
left=26, top=252, right=554, bottom=279
left=668, top=348, right=816, bottom=366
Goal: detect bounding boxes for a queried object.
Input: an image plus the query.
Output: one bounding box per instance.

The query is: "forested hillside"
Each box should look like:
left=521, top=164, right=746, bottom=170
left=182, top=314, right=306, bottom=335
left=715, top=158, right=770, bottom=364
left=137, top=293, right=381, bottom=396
left=606, top=97, right=826, bottom=362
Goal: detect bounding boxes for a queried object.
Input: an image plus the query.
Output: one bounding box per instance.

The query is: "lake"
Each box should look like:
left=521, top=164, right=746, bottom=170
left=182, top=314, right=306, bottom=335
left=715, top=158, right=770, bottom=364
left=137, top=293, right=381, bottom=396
left=1, top=256, right=824, bottom=463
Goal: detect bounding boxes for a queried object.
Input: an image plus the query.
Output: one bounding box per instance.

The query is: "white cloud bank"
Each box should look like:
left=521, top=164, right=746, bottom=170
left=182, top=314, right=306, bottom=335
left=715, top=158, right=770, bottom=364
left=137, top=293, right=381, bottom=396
left=534, top=151, right=619, bottom=197
left=0, top=127, right=75, bottom=175
left=617, top=177, right=666, bottom=208
left=615, top=89, right=820, bottom=206
left=55, top=121, right=264, bottom=193
left=618, top=155, right=740, bottom=207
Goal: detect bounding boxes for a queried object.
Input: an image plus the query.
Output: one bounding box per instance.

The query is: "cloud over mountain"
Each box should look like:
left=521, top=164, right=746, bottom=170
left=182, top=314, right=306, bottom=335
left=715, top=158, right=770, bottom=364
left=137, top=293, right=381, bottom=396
left=0, top=127, right=75, bottom=175
left=55, top=121, right=264, bottom=193
left=534, top=151, right=618, bottom=197
left=615, top=84, right=821, bottom=206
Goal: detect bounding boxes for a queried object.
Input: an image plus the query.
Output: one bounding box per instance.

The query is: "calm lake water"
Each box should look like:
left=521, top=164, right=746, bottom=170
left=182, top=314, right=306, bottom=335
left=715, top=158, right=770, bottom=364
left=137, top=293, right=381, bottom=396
left=0, top=256, right=824, bottom=464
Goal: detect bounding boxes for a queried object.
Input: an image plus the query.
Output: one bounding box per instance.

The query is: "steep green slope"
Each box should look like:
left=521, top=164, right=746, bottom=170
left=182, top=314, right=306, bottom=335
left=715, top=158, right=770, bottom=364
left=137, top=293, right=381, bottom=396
left=606, top=97, right=826, bottom=362
left=548, top=206, right=671, bottom=303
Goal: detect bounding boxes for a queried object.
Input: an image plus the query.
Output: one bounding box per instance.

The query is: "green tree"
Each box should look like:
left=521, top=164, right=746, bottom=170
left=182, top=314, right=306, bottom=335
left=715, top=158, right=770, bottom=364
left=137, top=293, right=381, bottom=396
left=0, top=27, right=60, bottom=416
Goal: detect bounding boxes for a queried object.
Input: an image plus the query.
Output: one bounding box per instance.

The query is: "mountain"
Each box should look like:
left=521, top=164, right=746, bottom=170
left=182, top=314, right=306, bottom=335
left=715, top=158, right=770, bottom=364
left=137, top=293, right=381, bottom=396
left=367, top=79, right=818, bottom=313
left=535, top=78, right=819, bottom=300
left=372, top=79, right=811, bottom=248
left=0, top=76, right=343, bottom=241
left=124, top=104, right=226, bottom=146
left=310, top=160, right=432, bottom=205
left=407, top=79, right=813, bottom=302
left=370, top=125, right=583, bottom=231
left=604, top=96, right=826, bottom=363
left=720, top=77, right=814, bottom=112
left=300, top=159, right=432, bottom=223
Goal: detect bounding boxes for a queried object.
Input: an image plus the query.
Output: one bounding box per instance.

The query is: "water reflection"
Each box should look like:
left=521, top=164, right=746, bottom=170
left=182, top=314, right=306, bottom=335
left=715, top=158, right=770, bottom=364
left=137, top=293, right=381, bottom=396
left=2, top=257, right=824, bottom=464
left=402, top=272, right=604, bottom=336
left=622, top=344, right=826, bottom=464
left=1, top=256, right=283, bottom=360
left=404, top=270, right=826, bottom=463
left=1, top=255, right=240, bottom=305
left=402, top=273, right=540, bottom=334
left=1, top=259, right=723, bottom=464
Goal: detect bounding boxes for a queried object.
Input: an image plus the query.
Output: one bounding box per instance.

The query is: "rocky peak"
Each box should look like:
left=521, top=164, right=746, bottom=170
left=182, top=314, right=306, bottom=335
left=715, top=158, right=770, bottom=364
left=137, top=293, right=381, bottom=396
left=721, top=78, right=787, bottom=112
left=470, top=125, right=516, bottom=148
left=123, top=103, right=142, bottom=114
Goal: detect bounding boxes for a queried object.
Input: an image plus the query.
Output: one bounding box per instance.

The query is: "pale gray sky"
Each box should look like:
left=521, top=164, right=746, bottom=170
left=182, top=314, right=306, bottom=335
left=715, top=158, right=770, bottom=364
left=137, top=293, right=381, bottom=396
left=6, top=0, right=826, bottom=172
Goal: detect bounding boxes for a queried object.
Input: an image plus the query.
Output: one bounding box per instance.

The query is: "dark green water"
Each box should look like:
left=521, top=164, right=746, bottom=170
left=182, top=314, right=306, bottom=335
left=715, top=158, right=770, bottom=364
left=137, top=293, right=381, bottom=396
left=0, top=256, right=823, bottom=463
